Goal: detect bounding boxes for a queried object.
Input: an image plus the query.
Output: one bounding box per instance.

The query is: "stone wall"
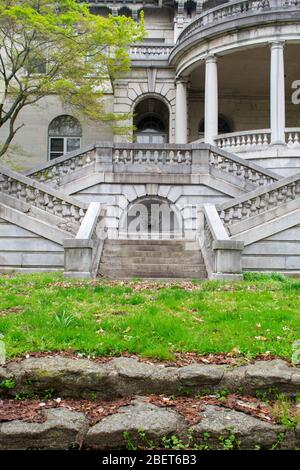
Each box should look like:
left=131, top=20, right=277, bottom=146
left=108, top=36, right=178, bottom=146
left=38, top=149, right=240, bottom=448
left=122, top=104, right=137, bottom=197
left=243, top=225, right=300, bottom=273
left=0, top=218, right=64, bottom=272
left=0, top=95, right=114, bottom=170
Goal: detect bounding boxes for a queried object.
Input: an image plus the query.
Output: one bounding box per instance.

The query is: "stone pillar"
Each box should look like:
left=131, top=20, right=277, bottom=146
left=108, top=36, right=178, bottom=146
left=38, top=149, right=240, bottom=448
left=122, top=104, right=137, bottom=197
left=175, top=78, right=188, bottom=144
left=270, top=41, right=286, bottom=145
left=205, top=54, right=218, bottom=145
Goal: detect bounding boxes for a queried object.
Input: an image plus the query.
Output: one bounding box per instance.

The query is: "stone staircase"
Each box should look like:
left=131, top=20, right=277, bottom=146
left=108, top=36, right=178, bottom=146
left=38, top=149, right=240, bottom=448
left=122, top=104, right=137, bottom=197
left=99, top=239, right=207, bottom=279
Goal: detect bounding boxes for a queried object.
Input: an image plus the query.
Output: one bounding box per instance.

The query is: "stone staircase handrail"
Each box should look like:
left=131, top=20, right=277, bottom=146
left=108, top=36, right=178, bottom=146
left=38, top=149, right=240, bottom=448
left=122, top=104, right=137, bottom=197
left=25, top=144, right=100, bottom=185
left=218, top=171, right=300, bottom=227
left=199, top=204, right=244, bottom=280
left=209, top=145, right=281, bottom=186
left=64, top=202, right=107, bottom=278
left=0, top=164, right=88, bottom=227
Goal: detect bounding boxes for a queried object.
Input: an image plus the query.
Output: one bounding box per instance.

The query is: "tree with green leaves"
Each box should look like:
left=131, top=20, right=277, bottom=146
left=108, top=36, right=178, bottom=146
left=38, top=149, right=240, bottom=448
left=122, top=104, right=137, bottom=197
left=0, top=0, right=145, bottom=157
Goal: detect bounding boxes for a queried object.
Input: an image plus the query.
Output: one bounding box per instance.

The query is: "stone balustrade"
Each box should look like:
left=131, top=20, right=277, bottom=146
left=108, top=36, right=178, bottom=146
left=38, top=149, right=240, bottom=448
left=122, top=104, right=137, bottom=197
left=113, top=145, right=192, bottom=165
left=215, top=128, right=300, bottom=151
left=27, top=145, right=97, bottom=186
left=0, top=165, right=87, bottom=232
left=178, top=0, right=299, bottom=43
left=209, top=148, right=278, bottom=186
left=286, top=128, right=300, bottom=147
left=215, top=130, right=271, bottom=151
left=130, top=44, right=173, bottom=60
left=26, top=143, right=280, bottom=191
left=219, top=173, right=300, bottom=228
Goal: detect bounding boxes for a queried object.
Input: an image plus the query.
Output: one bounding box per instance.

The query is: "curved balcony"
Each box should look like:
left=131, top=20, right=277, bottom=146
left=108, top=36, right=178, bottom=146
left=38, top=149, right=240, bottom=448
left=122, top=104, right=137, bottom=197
left=215, top=128, right=300, bottom=149
left=170, top=0, right=300, bottom=67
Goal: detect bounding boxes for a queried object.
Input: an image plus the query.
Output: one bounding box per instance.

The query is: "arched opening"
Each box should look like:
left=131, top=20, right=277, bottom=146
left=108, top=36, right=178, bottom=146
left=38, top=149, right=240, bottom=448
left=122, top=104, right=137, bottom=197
left=134, top=97, right=170, bottom=144
left=198, top=114, right=233, bottom=139
left=119, top=197, right=184, bottom=239
left=118, top=7, right=132, bottom=17
left=48, top=115, right=82, bottom=160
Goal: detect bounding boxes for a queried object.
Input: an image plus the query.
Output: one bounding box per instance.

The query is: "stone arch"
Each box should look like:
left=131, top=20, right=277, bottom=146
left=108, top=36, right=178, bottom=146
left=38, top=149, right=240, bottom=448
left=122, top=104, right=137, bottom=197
left=133, top=95, right=171, bottom=143
left=114, top=80, right=176, bottom=143
left=119, top=195, right=184, bottom=239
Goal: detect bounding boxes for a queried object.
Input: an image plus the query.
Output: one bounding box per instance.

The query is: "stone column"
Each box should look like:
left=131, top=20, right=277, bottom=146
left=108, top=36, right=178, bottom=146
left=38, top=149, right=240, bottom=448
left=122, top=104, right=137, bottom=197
left=270, top=41, right=286, bottom=145
left=205, top=54, right=218, bottom=145
left=175, top=78, right=188, bottom=144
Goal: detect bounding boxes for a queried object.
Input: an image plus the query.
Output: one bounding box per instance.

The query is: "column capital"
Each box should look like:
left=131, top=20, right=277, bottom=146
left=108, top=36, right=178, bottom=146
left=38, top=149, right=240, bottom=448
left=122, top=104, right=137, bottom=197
left=175, top=76, right=189, bottom=85
left=269, top=40, right=285, bottom=49
left=205, top=54, right=217, bottom=64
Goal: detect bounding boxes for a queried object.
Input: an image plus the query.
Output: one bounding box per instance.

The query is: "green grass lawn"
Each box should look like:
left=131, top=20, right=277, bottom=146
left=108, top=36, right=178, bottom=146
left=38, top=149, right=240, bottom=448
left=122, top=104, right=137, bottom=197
left=0, top=272, right=299, bottom=361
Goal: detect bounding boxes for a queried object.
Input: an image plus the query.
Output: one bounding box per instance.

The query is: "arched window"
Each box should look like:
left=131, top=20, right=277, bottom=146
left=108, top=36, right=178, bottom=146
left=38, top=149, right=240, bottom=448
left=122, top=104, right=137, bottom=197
left=48, top=115, right=82, bottom=160
left=134, top=98, right=169, bottom=144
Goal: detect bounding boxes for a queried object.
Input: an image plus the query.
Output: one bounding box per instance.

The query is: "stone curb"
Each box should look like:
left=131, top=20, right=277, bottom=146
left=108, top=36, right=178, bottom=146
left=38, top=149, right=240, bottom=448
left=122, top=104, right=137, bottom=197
left=0, top=398, right=299, bottom=450
left=1, top=357, right=299, bottom=399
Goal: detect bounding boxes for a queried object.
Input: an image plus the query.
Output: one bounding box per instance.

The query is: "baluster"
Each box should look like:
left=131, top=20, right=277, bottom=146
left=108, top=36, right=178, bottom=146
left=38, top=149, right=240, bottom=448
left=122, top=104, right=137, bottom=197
left=241, top=202, right=249, bottom=219
left=10, top=179, right=18, bottom=198
left=114, top=150, right=120, bottom=163
left=257, top=134, right=262, bottom=146
left=224, top=209, right=231, bottom=225
left=286, top=184, right=294, bottom=201
left=277, top=188, right=284, bottom=205
left=250, top=198, right=257, bottom=216
left=288, top=133, right=293, bottom=146
left=295, top=181, right=300, bottom=197
left=220, top=157, right=227, bottom=171
left=186, top=151, right=192, bottom=165
left=232, top=205, right=240, bottom=223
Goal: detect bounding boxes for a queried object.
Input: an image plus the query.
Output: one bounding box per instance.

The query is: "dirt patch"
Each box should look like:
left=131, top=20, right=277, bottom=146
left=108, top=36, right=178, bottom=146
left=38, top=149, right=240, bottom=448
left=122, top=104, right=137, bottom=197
left=0, top=307, right=24, bottom=317
left=4, top=350, right=291, bottom=368
left=146, top=394, right=275, bottom=425
left=0, top=397, right=132, bottom=425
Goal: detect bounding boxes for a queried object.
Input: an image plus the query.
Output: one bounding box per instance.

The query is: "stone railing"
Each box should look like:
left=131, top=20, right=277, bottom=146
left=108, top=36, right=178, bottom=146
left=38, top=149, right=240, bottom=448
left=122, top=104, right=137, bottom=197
left=215, top=128, right=300, bottom=151
left=209, top=146, right=279, bottom=186
left=198, top=204, right=244, bottom=280
left=219, top=172, right=300, bottom=228
left=178, top=0, right=300, bottom=43
left=26, top=144, right=98, bottom=186
left=130, top=44, right=173, bottom=60
left=215, top=130, right=271, bottom=151
left=25, top=143, right=280, bottom=191
left=286, top=128, right=300, bottom=147
left=113, top=145, right=192, bottom=166
left=64, top=202, right=107, bottom=278
left=0, top=164, right=87, bottom=233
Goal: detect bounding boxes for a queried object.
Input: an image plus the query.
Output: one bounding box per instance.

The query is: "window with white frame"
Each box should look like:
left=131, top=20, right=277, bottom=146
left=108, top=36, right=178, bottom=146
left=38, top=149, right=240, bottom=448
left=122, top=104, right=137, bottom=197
left=48, top=115, right=82, bottom=160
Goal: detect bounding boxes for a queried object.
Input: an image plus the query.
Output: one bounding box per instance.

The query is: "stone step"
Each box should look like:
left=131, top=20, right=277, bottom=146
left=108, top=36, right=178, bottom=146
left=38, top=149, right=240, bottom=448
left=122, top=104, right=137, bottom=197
left=100, top=240, right=206, bottom=279
left=103, top=245, right=199, bottom=251
left=99, top=267, right=207, bottom=279
left=107, top=239, right=187, bottom=246
left=101, top=256, right=204, bottom=265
